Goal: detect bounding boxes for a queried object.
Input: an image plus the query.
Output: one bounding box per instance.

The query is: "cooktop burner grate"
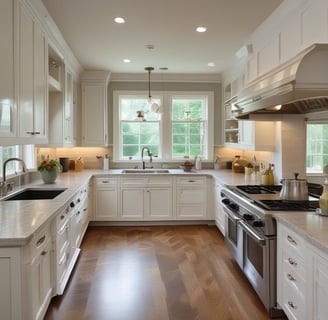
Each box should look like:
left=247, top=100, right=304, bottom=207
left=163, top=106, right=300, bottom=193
left=256, top=199, right=319, bottom=211
left=236, top=185, right=282, bottom=194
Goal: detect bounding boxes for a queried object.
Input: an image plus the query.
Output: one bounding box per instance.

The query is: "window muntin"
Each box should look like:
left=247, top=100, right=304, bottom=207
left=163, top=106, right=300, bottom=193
left=306, top=123, right=328, bottom=173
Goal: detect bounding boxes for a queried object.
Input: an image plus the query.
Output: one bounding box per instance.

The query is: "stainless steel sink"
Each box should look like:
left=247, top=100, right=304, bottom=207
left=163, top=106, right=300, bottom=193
left=121, top=169, right=170, bottom=174
left=2, top=188, right=67, bottom=201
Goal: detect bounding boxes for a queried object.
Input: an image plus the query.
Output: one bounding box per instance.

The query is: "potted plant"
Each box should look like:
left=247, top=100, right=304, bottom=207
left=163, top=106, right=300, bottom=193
left=245, top=162, right=253, bottom=175
left=38, top=158, right=62, bottom=184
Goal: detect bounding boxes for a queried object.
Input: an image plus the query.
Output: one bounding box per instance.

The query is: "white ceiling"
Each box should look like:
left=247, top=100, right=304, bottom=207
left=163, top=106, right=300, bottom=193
left=41, top=0, right=283, bottom=75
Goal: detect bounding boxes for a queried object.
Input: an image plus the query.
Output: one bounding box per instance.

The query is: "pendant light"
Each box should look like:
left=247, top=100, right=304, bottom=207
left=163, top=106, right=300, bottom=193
left=145, top=67, right=160, bottom=113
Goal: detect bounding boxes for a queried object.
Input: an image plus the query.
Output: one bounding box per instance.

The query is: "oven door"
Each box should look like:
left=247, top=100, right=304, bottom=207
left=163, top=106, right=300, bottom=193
left=223, top=206, right=243, bottom=269
left=239, top=220, right=277, bottom=316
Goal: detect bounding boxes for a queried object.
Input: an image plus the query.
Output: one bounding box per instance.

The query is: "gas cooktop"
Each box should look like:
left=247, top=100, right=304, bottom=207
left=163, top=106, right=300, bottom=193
left=229, top=184, right=321, bottom=211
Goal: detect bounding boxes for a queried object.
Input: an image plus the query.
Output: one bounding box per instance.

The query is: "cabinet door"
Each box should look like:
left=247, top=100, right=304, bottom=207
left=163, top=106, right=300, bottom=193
left=30, top=238, right=52, bottom=320
left=313, top=254, right=328, bottom=320
left=0, top=0, right=15, bottom=137
left=33, top=22, right=47, bottom=141
left=94, top=188, right=118, bottom=219
left=147, top=188, right=173, bottom=219
left=121, top=188, right=144, bottom=219
left=63, top=70, right=76, bottom=146
left=215, top=182, right=225, bottom=235
left=81, top=83, right=107, bottom=146
left=18, top=2, right=34, bottom=137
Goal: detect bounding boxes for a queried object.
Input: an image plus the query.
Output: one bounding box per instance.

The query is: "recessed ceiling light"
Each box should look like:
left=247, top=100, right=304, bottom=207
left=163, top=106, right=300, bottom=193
left=208, top=62, right=215, bottom=67
left=114, top=17, right=125, bottom=24
left=123, top=59, right=131, bottom=63
left=196, top=26, right=207, bottom=33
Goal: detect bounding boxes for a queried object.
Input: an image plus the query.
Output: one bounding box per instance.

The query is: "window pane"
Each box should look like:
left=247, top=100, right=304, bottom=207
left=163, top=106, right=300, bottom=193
left=123, top=146, right=139, bottom=157
left=306, top=124, right=328, bottom=173
left=121, top=97, right=160, bottom=121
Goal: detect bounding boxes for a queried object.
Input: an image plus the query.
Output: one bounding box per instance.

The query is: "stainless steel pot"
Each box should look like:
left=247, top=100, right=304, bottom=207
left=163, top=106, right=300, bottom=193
left=280, top=173, right=308, bottom=201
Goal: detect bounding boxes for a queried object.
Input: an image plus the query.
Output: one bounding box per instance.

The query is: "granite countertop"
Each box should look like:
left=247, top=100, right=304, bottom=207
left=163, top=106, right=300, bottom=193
left=273, top=211, right=328, bottom=255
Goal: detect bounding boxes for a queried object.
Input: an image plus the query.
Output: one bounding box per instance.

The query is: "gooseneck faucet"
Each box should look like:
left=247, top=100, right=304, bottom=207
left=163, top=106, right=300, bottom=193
left=1, top=158, right=27, bottom=194
left=141, top=147, right=153, bottom=169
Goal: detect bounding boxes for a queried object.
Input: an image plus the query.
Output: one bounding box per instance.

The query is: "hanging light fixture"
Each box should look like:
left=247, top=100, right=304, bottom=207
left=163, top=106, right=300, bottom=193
left=145, top=67, right=160, bottom=113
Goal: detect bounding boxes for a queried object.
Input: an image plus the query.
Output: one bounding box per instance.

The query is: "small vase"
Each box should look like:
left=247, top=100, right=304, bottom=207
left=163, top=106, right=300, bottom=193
left=41, top=168, right=58, bottom=184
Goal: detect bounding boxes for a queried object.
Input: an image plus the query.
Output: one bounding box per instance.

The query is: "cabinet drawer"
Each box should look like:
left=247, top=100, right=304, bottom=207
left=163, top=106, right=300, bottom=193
left=95, top=177, right=118, bottom=187
left=177, top=176, right=206, bottom=186
left=120, top=177, right=147, bottom=186
left=282, top=226, right=305, bottom=260
left=282, top=279, right=306, bottom=320
left=283, top=245, right=306, bottom=279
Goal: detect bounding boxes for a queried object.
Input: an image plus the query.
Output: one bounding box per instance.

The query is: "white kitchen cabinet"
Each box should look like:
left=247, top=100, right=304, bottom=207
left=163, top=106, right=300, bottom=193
left=237, top=121, right=276, bottom=151
left=81, top=70, right=110, bottom=146
left=18, top=1, right=47, bottom=143
left=176, top=176, right=208, bottom=219
left=120, top=176, right=173, bottom=220
left=25, top=227, right=52, bottom=320
left=0, top=0, right=16, bottom=138
left=214, top=178, right=225, bottom=235
left=48, top=46, right=78, bottom=147
left=52, top=183, right=90, bottom=296
left=277, top=223, right=307, bottom=320
left=93, top=177, right=119, bottom=220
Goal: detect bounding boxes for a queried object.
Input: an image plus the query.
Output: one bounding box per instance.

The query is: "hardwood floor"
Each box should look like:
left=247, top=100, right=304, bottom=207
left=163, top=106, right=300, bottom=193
left=45, top=225, right=284, bottom=320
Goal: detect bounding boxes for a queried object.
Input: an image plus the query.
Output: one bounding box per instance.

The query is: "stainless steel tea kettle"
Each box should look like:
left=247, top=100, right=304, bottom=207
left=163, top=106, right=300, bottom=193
left=280, top=173, right=308, bottom=201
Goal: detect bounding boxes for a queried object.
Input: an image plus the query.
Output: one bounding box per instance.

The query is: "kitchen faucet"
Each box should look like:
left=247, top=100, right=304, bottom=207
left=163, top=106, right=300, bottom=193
left=141, top=147, right=153, bottom=169
left=1, top=158, right=27, bottom=195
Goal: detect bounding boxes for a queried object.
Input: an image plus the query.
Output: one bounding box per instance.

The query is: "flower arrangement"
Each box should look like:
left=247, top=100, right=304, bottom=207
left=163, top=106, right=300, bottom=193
left=38, top=158, right=62, bottom=172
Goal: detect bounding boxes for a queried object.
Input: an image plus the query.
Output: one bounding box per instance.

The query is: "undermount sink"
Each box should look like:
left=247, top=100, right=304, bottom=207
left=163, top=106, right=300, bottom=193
left=121, top=169, right=170, bottom=174
left=2, top=188, right=67, bottom=201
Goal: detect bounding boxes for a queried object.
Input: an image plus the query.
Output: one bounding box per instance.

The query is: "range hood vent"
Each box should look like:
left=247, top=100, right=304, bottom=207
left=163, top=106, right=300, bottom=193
left=234, top=44, right=328, bottom=119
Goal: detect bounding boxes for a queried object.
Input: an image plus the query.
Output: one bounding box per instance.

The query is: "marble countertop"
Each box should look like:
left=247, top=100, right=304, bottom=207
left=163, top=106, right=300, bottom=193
left=2, top=168, right=327, bottom=255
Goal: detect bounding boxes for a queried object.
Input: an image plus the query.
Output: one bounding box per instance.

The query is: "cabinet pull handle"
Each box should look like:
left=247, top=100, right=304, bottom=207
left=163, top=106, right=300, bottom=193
left=188, top=180, right=196, bottom=183
left=36, top=235, right=46, bottom=247
left=288, top=301, right=297, bottom=309
left=287, top=273, right=296, bottom=281
left=102, top=180, right=110, bottom=183
left=287, top=235, right=297, bottom=246
left=26, top=131, right=40, bottom=135
left=60, top=215, right=65, bottom=220
left=288, top=257, right=297, bottom=266
left=41, top=251, right=47, bottom=256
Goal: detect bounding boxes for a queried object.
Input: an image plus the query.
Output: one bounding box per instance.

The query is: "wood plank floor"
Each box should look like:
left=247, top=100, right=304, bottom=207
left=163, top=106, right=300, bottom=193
left=45, top=225, right=285, bottom=320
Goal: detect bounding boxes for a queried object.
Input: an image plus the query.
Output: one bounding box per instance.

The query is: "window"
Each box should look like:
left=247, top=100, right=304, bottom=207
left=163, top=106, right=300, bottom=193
left=171, top=97, right=207, bottom=159
left=113, top=91, right=213, bottom=162
left=306, top=123, right=328, bottom=173
left=0, top=145, right=35, bottom=178
left=116, top=95, right=162, bottom=160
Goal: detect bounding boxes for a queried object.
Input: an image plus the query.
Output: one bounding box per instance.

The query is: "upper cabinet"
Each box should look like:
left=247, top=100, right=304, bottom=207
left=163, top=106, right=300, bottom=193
left=245, top=1, right=328, bottom=86
left=48, top=45, right=78, bottom=147
left=81, top=71, right=111, bottom=146
left=0, top=0, right=16, bottom=138
left=18, top=1, right=47, bottom=143
left=0, top=0, right=48, bottom=145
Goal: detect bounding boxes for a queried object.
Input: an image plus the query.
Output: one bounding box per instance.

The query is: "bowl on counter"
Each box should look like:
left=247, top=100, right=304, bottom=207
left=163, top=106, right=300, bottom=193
left=180, top=164, right=194, bottom=172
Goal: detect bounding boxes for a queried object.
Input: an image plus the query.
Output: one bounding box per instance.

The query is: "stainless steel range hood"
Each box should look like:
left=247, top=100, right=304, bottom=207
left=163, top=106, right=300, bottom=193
left=234, top=44, right=328, bottom=119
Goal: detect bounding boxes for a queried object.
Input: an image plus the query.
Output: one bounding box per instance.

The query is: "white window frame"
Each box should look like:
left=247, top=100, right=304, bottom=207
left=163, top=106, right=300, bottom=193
left=113, top=91, right=214, bottom=162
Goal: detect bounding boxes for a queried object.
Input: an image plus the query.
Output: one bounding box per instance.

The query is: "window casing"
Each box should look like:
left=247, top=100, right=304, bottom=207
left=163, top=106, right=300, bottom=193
left=113, top=91, right=214, bottom=162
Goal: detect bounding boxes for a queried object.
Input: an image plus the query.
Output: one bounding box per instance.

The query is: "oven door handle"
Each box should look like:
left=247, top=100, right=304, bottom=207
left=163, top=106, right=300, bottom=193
left=223, top=206, right=241, bottom=223
left=238, top=220, right=266, bottom=246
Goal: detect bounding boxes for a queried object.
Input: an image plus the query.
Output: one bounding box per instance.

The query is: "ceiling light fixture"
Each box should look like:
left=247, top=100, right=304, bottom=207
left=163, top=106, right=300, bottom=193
left=123, top=59, right=131, bottom=63
left=196, top=26, right=207, bottom=33
left=208, top=62, right=215, bottom=67
left=145, top=67, right=160, bottom=113
left=114, top=17, right=125, bottom=23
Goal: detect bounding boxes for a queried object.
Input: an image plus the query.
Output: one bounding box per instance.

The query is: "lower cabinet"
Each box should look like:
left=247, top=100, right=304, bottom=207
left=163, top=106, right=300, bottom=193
left=92, top=175, right=212, bottom=221
left=120, top=176, right=173, bottom=220
left=176, top=176, right=208, bottom=219
left=277, top=221, right=328, bottom=320
left=214, top=178, right=225, bottom=234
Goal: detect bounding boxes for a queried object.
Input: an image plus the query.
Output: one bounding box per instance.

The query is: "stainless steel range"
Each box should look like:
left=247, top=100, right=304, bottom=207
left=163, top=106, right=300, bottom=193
left=221, top=184, right=321, bottom=318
